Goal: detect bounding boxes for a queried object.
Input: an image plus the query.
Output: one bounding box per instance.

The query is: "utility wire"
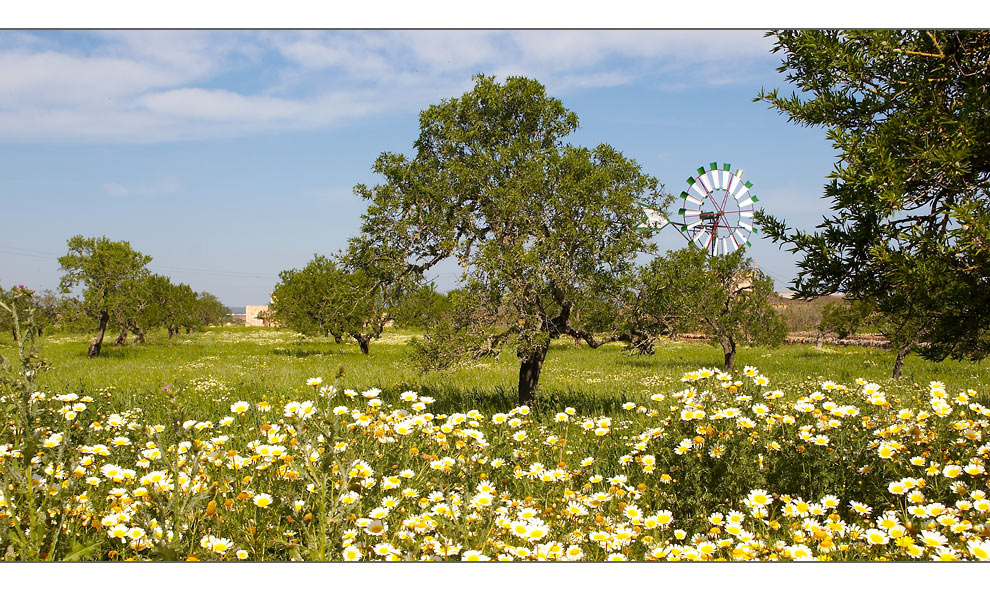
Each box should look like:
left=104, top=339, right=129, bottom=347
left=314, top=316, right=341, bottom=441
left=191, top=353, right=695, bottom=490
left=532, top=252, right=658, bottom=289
left=0, top=244, right=279, bottom=280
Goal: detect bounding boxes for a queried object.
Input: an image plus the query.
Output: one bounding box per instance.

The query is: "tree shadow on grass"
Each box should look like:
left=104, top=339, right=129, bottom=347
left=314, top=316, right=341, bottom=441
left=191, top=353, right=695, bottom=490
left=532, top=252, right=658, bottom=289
left=270, top=348, right=332, bottom=358
left=69, top=346, right=159, bottom=361
left=391, top=382, right=630, bottom=417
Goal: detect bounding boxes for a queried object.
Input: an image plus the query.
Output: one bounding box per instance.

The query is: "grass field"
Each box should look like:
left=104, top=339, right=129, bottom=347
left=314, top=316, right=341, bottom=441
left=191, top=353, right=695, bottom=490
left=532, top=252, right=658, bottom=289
left=18, top=326, right=990, bottom=417
left=2, top=327, right=990, bottom=561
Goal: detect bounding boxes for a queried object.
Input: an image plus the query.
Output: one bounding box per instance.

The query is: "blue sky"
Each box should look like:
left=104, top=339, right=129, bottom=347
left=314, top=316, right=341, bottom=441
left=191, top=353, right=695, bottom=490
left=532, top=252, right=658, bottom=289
left=0, top=30, right=840, bottom=306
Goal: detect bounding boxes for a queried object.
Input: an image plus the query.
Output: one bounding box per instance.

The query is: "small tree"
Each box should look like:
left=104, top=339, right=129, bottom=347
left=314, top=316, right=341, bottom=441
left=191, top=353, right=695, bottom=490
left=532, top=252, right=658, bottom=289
left=195, top=292, right=228, bottom=327
left=817, top=300, right=865, bottom=346
left=270, top=253, right=412, bottom=354
left=54, top=295, right=89, bottom=334
left=58, top=235, right=152, bottom=357
left=353, top=75, right=668, bottom=404
left=165, top=282, right=198, bottom=338
left=817, top=296, right=934, bottom=380
left=635, top=248, right=786, bottom=371
left=109, top=271, right=153, bottom=346
left=33, top=289, right=60, bottom=337
left=270, top=255, right=345, bottom=341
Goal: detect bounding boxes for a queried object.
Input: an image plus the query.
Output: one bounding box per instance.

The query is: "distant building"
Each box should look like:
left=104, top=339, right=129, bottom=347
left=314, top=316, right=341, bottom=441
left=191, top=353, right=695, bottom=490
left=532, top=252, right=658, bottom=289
left=244, top=305, right=270, bottom=327
left=245, top=294, right=277, bottom=327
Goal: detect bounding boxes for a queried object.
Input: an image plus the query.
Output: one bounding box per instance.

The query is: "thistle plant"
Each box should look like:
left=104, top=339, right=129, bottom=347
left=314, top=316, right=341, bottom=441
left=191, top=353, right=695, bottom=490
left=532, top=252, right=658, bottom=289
left=0, top=286, right=60, bottom=559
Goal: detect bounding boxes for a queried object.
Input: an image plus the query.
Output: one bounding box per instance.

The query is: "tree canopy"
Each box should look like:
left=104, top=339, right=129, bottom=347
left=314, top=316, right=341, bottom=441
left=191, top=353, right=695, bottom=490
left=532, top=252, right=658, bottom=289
left=270, top=253, right=412, bottom=354
left=633, top=248, right=787, bottom=371
left=755, top=30, right=990, bottom=363
left=352, top=75, right=670, bottom=404
left=58, top=235, right=152, bottom=357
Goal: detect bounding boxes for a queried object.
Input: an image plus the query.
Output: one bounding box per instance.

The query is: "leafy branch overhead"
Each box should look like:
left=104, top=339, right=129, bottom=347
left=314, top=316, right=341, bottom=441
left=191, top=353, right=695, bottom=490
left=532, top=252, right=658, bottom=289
left=754, top=30, right=990, bottom=363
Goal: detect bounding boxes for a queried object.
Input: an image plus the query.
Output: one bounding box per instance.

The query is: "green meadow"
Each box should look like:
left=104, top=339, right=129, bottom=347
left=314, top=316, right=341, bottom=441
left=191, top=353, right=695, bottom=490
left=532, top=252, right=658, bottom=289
left=14, top=326, right=989, bottom=417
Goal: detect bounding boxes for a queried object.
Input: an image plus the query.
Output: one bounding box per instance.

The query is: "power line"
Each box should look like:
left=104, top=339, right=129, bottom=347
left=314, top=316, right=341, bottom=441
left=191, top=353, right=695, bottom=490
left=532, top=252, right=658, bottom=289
left=0, top=244, right=278, bottom=280
left=0, top=247, right=56, bottom=260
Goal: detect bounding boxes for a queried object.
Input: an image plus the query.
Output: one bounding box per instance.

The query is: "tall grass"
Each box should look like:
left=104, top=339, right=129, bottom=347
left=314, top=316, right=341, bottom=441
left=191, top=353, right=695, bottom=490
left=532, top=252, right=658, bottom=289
left=6, top=326, right=987, bottom=418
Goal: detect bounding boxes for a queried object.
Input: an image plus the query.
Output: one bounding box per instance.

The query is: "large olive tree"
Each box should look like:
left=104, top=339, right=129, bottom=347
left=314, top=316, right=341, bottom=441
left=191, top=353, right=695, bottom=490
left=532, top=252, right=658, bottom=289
left=352, top=75, right=669, bottom=404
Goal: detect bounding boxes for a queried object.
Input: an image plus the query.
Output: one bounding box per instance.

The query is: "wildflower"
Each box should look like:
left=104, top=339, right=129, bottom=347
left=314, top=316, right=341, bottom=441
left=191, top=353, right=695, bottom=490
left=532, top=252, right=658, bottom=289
left=746, top=489, right=772, bottom=508
left=918, top=531, right=948, bottom=548
left=865, top=529, right=889, bottom=545
left=968, top=540, right=990, bottom=561
left=784, top=544, right=814, bottom=560
left=211, top=537, right=233, bottom=554
left=849, top=501, right=872, bottom=516
left=253, top=493, right=274, bottom=508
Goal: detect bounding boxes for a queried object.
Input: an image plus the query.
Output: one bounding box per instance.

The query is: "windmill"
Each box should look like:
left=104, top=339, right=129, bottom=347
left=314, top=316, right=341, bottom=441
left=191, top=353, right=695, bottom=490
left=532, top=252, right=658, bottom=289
left=642, top=162, right=759, bottom=256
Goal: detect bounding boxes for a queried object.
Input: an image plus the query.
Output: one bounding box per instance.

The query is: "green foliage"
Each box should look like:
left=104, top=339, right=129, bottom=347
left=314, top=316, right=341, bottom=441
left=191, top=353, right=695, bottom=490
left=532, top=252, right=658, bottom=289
left=194, top=291, right=228, bottom=327
left=409, top=288, right=505, bottom=371
left=58, top=235, right=152, bottom=318
left=270, top=255, right=343, bottom=338
left=633, top=248, right=787, bottom=371
left=352, top=74, right=670, bottom=402
left=57, top=235, right=152, bottom=356
left=818, top=300, right=868, bottom=341
left=270, top=254, right=413, bottom=354
left=389, top=283, right=450, bottom=329
left=755, top=30, right=990, bottom=363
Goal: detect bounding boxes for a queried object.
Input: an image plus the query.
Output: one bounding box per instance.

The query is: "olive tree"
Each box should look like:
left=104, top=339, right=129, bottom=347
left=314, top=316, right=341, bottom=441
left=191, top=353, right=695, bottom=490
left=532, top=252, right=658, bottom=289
left=352, top=75, right=669, bottom=404
left=756, top=30, right=990, bottom=364
left=634, top=247, right=786, bottom=371
left=57, top=235, right=152, bottom=357
left=270, top=253, right=413, bottom=354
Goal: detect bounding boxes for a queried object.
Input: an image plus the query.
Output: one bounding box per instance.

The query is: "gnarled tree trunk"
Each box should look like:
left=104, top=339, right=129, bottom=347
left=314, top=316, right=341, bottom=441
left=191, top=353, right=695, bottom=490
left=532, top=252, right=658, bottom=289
left=351, top=332, right=371, bottom=355
left=892, top=343, right=912, bottom=379
left=88, top=310, right=110, bottom=358
left=518, top=341, right=550, bottom=406
left=721, top=334, right=737, bottom=372
left=891, top=332, right=923, bottom=379
left=114, top=327, right=128, bottom=346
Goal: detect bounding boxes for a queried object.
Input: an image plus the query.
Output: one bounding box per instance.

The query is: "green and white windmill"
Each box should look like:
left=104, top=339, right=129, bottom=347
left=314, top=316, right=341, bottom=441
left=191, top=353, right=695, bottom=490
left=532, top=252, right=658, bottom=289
left=642, top=162, right=759, bottom=256
left=680, top=162, right=758, bottom=256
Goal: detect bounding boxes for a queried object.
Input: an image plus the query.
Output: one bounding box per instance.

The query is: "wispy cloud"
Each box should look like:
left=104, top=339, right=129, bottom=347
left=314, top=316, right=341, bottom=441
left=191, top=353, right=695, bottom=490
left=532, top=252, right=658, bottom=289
left=0, top=30, right=775, bottom=143
left=102, top=179, right=180, bottom=198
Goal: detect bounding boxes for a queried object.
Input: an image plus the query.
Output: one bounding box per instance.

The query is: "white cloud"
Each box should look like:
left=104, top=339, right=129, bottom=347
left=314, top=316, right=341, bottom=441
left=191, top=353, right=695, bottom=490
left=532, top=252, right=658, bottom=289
left=140, top=88, right=306, bottom=121
left=0, top=30, right=777, bottom=143
left=102, top=179, right=180, bottom=197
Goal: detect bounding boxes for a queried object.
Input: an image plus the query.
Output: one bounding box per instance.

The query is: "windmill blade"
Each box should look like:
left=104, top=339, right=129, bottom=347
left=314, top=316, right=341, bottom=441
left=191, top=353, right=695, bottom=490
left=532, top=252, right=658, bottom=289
left=680, top=191, right=703, bottom=206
